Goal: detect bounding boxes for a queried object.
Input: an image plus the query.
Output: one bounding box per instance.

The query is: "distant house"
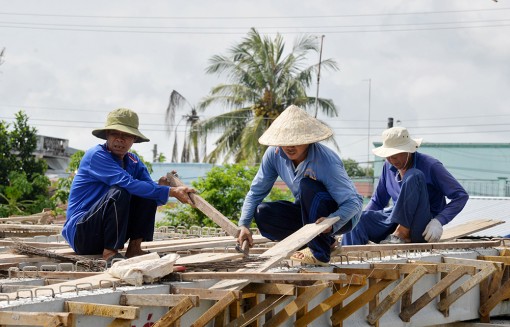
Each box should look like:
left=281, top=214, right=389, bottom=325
left=35, top=135, right=77, bottom=179
left=372, top=142, right=510, bottom=197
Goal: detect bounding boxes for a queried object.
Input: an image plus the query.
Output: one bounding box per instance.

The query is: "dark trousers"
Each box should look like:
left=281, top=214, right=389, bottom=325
left=74, top=186, right=157, bottom=255
left=254, top=178, right=352, bottom=263
left=342, top=168, right=432, bottom=245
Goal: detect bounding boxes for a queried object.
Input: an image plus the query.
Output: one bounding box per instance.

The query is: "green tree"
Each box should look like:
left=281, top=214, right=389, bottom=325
left=159, top=163, right=293, bottom=228
left=165, top=90, right=204, bottom=163
left=343, top=158, right=374, bottom=178
left=197, top=28, right=339, bottom=164
left=0, top=111, right=51, bottom=217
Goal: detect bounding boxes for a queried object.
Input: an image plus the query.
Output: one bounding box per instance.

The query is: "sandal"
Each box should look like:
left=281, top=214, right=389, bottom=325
left=106, top=253, right=126, bottom=268
left=290, top=247, right=329, bottom=266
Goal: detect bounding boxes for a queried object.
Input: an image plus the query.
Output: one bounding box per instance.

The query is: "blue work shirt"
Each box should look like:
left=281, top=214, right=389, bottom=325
left=62, top=144, right=170, bottom=249
left=239, top=144, right=363, bottom=234
left=367, top=152, right=468, bottom=225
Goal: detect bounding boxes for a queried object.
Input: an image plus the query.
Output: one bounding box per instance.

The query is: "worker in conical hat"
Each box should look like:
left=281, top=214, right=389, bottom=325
left=238, top=105, right=363, bottom=265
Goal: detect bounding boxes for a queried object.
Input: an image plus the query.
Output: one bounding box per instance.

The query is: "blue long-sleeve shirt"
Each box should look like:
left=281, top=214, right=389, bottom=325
left=367, top=152, right=469, bottom=225
left=62, top=144, right=170, bottom=249
left=239, top=144, right=363, bottom=234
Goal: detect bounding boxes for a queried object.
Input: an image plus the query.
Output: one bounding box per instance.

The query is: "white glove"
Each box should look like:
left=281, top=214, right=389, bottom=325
left=422, top=218, right=443, bottom=242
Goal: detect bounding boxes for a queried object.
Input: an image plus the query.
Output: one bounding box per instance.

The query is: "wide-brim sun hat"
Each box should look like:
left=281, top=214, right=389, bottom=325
left=258, top=105, right=333, bottom=146
left=92, top=108, right=150, bottom=143
left=372, top=126, right=423, bottom=157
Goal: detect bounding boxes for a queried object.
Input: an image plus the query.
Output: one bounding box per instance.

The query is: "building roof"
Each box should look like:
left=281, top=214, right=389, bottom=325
left=445, top=196, right=510, bottom=238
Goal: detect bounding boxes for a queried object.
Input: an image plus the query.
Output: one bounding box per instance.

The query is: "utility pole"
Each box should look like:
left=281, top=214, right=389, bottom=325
left=314, top=35, right=325, bottom=118
left=365, top=78, right=372, bottom=176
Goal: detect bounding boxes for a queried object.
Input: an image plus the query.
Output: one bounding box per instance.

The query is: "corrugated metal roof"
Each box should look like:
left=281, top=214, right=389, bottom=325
left=444, top=196, right=510, bottom=237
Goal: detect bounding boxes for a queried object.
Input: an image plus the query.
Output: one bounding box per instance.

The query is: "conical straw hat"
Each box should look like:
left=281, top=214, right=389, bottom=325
left=258, top=105, right=333, bottom=146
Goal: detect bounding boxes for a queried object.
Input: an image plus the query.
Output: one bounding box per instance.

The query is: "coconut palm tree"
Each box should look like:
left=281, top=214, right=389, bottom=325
left=165, top=90, right=204, bottom=163
left=196, top=28, right=339, bottom=164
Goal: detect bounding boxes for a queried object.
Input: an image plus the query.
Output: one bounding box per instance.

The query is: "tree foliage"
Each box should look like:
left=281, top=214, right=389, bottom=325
left=0, top=111, right=51, bottom=217
left=159, top=163, right=293, bottom=228
left=197, top=28, right=339, bottom=164
left=343, top=158, right=374, bottom=178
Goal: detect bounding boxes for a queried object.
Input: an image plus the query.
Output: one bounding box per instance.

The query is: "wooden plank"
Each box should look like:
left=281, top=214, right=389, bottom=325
left=166, top=173, right=240, bottom=237
left=334, top=268, right=400, bottom=280
left=443, top=257, right=503, bottom=271
left=179, top=271, right=358, bottom=283
left=264, top=281, right=329, bottom=326
left=294, top=284, right=365, bottom=327
left=366, top=265, right=428, bottom=325
left=0, top=311, right=70, bottom=326
left=259, top=217, right=340, bottom=259
left=242, top=283, right=295, bottom=296
left=368, top=279, right=380, bottom=327
left=190, top=291, right=238, bottom=327
left=437, top=265, right=497, bottom=311
left=399, top=265, right=471, bottom=321
left=372, top=263, right=437, bottom=274
left=340, top=240, right=501, bottom=253
left=65, top=301, right=139, bottom=320
left=331, top=279, right=394, bottom=325
left=120, top=294, right=199, bottom=307
left=225, top=295, right=289, bottom=327
left=441, top=219, right=504, bottom=241
left=176, top=252, right=244, bottom=265
left=152, top=297, right=196, bottom=327
left=210, top=218, right=339, bottom=290
left=171, top=286, right=242, bottom=301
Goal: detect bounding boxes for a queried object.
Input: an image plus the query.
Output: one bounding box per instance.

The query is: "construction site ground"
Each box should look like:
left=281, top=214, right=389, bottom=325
left=0, top=213, right=510, bottom=326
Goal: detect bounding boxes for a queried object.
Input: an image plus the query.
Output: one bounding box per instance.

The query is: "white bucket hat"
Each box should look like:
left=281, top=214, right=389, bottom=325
left=372, top=126, right=423, bottom=157
left=258, top=105, right=333, bottom=146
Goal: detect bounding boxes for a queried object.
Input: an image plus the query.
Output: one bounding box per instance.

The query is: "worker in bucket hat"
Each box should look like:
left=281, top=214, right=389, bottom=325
left=342, top=126, right=469, bottom=245
left=238, top=105, right=363, bottom=265
left=62, top=108, right=196, bottom=266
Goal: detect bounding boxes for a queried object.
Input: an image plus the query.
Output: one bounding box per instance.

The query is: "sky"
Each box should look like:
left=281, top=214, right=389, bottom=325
left=1, top=0, right=509, bottom=168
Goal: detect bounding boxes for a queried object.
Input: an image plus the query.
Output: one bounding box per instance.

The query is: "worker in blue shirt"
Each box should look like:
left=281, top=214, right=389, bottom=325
left=238, top=105, right=363, bottom=265
left=342, top=126, right=469, bottom=245
left=62, top=108, right=195, bottom=264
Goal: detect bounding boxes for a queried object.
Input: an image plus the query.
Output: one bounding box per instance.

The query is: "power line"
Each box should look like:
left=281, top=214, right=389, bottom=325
left=0, top=7, right=508, bottom=19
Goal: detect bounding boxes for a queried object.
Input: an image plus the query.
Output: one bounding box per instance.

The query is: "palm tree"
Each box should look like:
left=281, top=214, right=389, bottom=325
left=165, top=90, right=204, bottom=163
left=196, top=28, right=339, bottom=164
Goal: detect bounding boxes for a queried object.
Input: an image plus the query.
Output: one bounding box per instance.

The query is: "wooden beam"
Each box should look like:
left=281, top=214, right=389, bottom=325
left=340, top=240, right=501, bottom=253
left=399, top=265, right=471, bottom=321
left=366, top=265, right=428, bottom=325
left=166, top=173, right=240, bottom=237
left=178, top=271, right=356, bottom=283
left=190, top=291, right=238, bottom=327
left=333, top=268, right=400, bottom=280
left=294, top=284, right=365, bottom=327
left=65, top=301, right=139, bottom=320
left=152, top=297, right=196, bottom=327
left=442, top=257, right=503, bottom=271
left=120, top=294, right=199, bottom=307
left=331, top=279, right=394, bottom=325
left=437, top=265, right=497, bottom=312
left=264, top=281, right=329, bottom=326
left=479, top=273, right=510, bottom=316
left=242, top=283, right=295, bottom=296
left=372, top=263, right=437, bottom=274
left=171, top=286, right=242, bottom=301
left=0, top=312, right=70, bottom=326
left=225, top=295, right=289, bottom=327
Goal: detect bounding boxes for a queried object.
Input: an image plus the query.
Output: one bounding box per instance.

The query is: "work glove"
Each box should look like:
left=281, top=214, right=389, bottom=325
left=422, top=218, right=443, bottom=242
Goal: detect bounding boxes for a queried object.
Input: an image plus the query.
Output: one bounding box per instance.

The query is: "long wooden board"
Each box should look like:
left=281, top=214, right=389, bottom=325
left=441, top=218, right=504, bottom=241
left=211, top=217, right=340, bottom=290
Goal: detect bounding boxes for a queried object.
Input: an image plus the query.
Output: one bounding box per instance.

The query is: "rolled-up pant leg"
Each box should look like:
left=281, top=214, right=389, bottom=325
left=341, top=210, right=396, bottom=245
left=299, top=178, right=342, bottom=263
left=74, top=186, right=156, bottom=255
